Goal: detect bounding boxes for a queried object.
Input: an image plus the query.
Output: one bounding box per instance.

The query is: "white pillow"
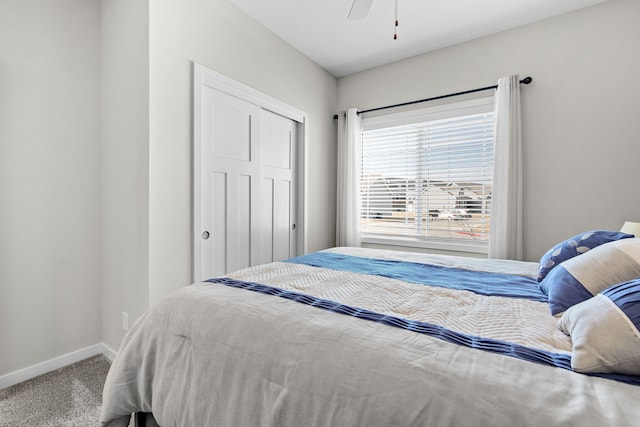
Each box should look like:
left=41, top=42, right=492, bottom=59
left=559, top=278, right=640, bottom=375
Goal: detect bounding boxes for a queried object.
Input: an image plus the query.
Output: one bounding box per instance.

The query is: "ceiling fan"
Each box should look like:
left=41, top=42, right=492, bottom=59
left=348, top=0, right=400, bottom=40
left=348, top=0, right=374, bottom=20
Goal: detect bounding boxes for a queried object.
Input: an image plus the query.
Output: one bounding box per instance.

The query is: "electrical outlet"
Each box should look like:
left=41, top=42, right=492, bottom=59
left=122, top=312, right=129, bottom=331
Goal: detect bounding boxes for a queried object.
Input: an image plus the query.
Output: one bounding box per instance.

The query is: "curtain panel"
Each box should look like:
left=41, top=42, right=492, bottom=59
left=336, top=108, right=362, bottom=247
left=489, top=75, right=524, bottom=260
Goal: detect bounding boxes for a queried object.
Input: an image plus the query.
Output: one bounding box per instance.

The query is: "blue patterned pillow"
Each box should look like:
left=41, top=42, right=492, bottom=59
left=540, top=238, right=640, bottom=315
left=537, top=230, right=633, bottom=282
left=559, top=278, right=640, bottom=374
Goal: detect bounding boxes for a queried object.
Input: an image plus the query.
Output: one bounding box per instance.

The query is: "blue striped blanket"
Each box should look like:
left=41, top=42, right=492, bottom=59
left=207, top=252, right=640, bottom=386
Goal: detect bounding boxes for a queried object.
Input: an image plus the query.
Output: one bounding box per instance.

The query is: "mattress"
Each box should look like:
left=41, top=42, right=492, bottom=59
left=100, top=247, right=640, bottom=426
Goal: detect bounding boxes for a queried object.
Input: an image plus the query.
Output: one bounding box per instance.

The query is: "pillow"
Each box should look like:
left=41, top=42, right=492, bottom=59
left=540, top=237, right=640, bottom=315
left=559, top=278, right=640, bottom=375
left=537, top=230, right=633, bottom=282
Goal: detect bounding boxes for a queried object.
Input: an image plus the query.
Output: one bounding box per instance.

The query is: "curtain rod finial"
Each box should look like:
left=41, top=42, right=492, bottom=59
left=521, top=76, right=533, bottom=84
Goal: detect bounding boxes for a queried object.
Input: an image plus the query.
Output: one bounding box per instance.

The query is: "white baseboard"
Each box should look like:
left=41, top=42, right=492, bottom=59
left=0, top=343, right=117, bottom=390
left=101, top=343, right=117, bottom=362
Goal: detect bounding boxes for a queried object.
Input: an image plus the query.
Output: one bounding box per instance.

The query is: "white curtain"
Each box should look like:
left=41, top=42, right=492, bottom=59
left=336, top=108, right=362, bottom=247
left=489, top=75, right=523, bottom=260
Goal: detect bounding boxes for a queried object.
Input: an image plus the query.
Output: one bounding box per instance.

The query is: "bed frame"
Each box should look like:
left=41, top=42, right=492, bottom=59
left=135, top=412, right=159, bottom=427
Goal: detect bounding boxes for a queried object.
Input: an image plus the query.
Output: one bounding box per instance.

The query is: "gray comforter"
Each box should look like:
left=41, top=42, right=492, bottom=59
left=101, top=248, right=640, bottom=426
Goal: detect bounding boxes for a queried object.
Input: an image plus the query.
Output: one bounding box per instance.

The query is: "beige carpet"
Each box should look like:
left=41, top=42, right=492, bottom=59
left=0, top=354, right=131, bottom=427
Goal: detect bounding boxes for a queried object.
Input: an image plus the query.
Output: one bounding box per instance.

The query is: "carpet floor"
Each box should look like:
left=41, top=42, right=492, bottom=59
left=0, top=354, right=131, bottom=427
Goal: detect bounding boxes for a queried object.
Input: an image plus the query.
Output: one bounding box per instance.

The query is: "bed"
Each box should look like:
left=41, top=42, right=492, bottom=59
left=100, top=240, right=640, bottom=426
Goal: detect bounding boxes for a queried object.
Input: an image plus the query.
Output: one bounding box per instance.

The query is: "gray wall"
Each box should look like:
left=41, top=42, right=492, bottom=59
left=146, top=0, right=338, bottom=306
left=0, top=0, right=338, bottom=375
left=100, top=0, right=150, bottom=354
left=99, top=0, right=339, bottom=348
left=337, top=0, right=640, bottom=261
left=0, top=0, right=102, bottom=375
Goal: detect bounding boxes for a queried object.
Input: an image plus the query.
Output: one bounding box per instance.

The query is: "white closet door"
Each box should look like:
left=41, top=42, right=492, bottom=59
left=260, top=109, right=297, bottom=265
left=195, top=82, right=299, bottom=281
left=198, top=87, right=262, bottom=279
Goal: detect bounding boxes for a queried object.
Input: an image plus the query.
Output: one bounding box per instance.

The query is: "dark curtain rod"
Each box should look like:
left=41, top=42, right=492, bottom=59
left=333, top=76, right=533, bottom=119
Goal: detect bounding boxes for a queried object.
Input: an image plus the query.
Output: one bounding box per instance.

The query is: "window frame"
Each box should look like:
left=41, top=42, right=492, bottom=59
left=360, top=96, right=495, bottom=254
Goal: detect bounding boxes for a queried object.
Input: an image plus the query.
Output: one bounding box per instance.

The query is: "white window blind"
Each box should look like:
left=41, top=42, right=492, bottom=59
left=360, top=98, right=495, bottom=252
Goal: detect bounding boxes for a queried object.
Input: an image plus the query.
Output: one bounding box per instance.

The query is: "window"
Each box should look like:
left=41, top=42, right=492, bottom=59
left=360, top=97, right=494, bottom=253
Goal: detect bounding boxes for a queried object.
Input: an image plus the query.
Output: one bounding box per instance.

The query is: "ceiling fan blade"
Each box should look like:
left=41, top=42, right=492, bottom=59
left=348, top=0, right=374, bottom=20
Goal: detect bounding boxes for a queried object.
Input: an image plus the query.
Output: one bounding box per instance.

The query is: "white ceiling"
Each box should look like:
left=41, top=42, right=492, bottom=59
left=229, top=0, right=607, bottom=77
